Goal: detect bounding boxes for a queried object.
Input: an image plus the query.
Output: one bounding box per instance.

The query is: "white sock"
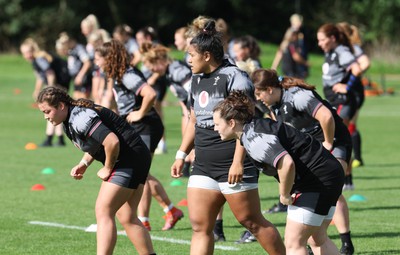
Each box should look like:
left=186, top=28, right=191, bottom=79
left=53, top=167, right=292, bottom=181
left=163, top=203, right=174, bottom=213
left=138, top=216, right=150, bottom=222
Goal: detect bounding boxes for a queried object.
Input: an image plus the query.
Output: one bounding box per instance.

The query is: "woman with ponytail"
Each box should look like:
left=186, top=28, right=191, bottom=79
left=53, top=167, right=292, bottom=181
left=170, top=21, right=285, bottom=255
left=36, top=86, right=156, bottom=255
left=95, top=39, right=184, bottom=231
left=252, top=68, right=355, bottom=255
left=317, top=23, right=361, bottom=125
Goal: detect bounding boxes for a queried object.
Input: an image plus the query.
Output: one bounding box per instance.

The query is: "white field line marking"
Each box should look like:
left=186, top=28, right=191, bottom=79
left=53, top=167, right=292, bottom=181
left=29, top=221, right=240, bottom=251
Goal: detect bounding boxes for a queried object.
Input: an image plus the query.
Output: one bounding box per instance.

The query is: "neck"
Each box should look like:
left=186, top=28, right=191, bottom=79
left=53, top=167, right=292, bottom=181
left=206, top=60, right=222, bottom=74
left=234, top=123, right=244, bottom=140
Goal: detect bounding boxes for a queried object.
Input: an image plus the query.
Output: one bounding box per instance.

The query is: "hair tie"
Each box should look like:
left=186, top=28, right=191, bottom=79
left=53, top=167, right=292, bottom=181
left=278, top=76, right=284, bottom=83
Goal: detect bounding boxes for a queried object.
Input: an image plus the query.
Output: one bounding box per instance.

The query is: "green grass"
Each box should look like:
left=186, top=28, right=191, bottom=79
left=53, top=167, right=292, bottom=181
left=1, top=44, right=400, bottom=254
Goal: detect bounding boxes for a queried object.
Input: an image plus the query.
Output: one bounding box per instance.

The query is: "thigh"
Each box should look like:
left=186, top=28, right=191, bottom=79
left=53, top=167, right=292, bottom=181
left=285, top=217, right=318, bottom=245
left=187, top=186, right=225, bottom=231
left=225, top=188, right=263, bottom=223
left=116, top=184, right=144, bottom=221
left=96, top=181, right=135, bottom=214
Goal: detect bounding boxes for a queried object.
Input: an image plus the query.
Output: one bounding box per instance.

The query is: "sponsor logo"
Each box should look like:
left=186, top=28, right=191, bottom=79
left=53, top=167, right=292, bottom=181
left=199, top=91, right=209, bottom=108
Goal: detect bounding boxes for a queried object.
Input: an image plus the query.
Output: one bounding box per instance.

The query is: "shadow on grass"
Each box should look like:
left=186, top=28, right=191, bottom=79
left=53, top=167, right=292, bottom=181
left=350, top=205, right=400, bottom=212
left=358, top=251, right=400, bottom=255
left=351, top=186, right=400, bottom=191
left=355, top=175, right=400, bottom=180
left=357, top=163, right=400, bottom=168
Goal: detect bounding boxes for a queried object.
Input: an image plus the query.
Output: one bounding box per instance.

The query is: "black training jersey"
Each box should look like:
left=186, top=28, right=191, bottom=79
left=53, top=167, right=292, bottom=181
left=272, top=87, right=349, bottom=146
left=190, top=59, right=255, bottom=129
left=166, top=60, right=191, bottom=103
left=322, top=45, right=356, bottom=88
left=67, top=44, right=90, bottom=77
left=189, top=60, right=258, bottom=182
left=112, top=67, right=158, bottom=119
left=273, top=87, right=322, bottom=133
left=63, top=105, right=145, bottom=167
left=32, top=57, right=52, bottom=84
left=241, top=118, right=341, bottom=191
left=32, top=55, right=70, bottom=88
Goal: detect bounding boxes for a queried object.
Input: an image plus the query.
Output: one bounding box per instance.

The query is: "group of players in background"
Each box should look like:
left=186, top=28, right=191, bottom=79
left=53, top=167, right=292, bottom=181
left=23, top=13, right=370, bottom=255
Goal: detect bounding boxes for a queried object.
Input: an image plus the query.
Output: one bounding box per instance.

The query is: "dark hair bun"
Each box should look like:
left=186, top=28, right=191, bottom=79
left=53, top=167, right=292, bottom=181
left=202, top=20, right=217, bottom=35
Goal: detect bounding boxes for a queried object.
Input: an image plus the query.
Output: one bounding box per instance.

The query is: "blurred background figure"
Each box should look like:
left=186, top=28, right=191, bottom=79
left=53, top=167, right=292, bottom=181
left=56, top=32, right=92, bottom=100
left=272, top=13, right=310, bottom=79
left=20, top=38, right=71, bottom=147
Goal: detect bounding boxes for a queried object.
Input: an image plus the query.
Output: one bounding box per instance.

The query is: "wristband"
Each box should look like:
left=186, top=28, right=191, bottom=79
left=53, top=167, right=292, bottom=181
left=80, top=159, right=89, bottom=167
left=346, top=74, right=357, bottom=91
left=175, top=150, right=187, bottom=160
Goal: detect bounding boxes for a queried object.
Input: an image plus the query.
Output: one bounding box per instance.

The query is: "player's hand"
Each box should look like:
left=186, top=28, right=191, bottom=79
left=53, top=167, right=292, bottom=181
left=171, top=159, right=184, bottom=178
left=70, top=164, right=87, bottom=180
left=97, top=167, right=112, bottom=181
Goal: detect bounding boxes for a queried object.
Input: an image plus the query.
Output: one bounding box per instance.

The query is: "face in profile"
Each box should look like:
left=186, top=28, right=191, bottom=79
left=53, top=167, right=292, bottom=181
left=20, top=45, right=34, bottom=62
left=187, top=44, right=207, bottom=74
left=38, top=101, right=66, bottom=126
left=317, top=32, right=335, bottom=53
left=213, top=111, right=236, bottom=141
left=144, top=59, right=167, bottom=75
left=94, top=52, right=106, bottom=71
left=255, top=88, right=275, bottom=107
left=174, top=32, right=187, bottom=51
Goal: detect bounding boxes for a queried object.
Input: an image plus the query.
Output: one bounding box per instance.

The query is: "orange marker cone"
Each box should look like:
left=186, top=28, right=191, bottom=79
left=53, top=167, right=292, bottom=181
left=25, top=142, right=38, bottom=150
left=177, top=198, right=188, bottom=206
left=31, top=184, right=45, bottom=191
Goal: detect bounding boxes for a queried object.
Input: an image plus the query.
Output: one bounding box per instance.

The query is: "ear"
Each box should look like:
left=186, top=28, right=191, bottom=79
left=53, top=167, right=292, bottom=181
left=58, top=102, right=66, bottom=111
left=267, top=87, right=274, bottom=94
left=203, top=51, right=211, bottom=62
left=228, top=118, right=236, bottom=128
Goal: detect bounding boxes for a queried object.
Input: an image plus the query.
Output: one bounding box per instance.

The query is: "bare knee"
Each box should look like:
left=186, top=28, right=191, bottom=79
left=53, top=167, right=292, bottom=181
left=309, top=232, right=328, bottom=247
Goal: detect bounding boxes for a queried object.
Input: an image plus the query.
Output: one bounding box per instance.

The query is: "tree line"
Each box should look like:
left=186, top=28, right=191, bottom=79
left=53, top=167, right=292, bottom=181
left=1, top=0, right=399, bottom=56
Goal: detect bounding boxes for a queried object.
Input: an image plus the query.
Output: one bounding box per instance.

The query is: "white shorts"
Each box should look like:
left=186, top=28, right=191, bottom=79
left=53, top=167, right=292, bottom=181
left=187, top=175, right=258, bottom=195
left=287, top=205, right=336, bottom=226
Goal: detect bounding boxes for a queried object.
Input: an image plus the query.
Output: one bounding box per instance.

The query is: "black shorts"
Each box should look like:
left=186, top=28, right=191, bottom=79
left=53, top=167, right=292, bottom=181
left=130, top=115, right=164, bottom=153
left=293, top=190, right=341, bottom=215
left=153, top=75, right=168, bottom=102
left=353, top=84, right=365, bottom=109
left=192, top=127, right=259, bottom=183
left=107, top=142, right=151, bottom=189
left=324, top=87, right=357, bottom=120
left=73, top=72, right=92, bottom=94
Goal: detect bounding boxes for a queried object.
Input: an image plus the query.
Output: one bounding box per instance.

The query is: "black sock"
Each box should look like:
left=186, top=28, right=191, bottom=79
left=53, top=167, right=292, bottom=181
left=43, top=135, right=53, bottom=144
left=278, top=201, right=287, bottom=209
left=348, top=174, right=353, bottom=185
left=214, top=219, right=224, bottom=235
left=352, top=130, right=362, bottom=162
left=340, top=231, right=353, bottom=247
left=58, top=135, right=65, bottom=144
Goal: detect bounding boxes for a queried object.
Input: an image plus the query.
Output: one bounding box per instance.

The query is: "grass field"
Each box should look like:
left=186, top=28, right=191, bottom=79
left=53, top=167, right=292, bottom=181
left=1, top=44, right=400, bottom=254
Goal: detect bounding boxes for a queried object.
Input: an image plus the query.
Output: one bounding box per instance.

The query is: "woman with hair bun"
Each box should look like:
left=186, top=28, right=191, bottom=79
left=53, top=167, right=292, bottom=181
left=170, top=20, right=285, bottom=255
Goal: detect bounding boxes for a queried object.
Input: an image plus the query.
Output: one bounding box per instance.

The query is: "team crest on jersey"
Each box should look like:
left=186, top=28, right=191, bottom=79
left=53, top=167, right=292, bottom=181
left=199, top=91, right=209, bottom=108
left=322, top=62, right=329, bottom=75
left=330, top=52, right=337, bottom=61
left=283, top=105, right=288, bottom=114
left=213, top=76, right=220, bottom=85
